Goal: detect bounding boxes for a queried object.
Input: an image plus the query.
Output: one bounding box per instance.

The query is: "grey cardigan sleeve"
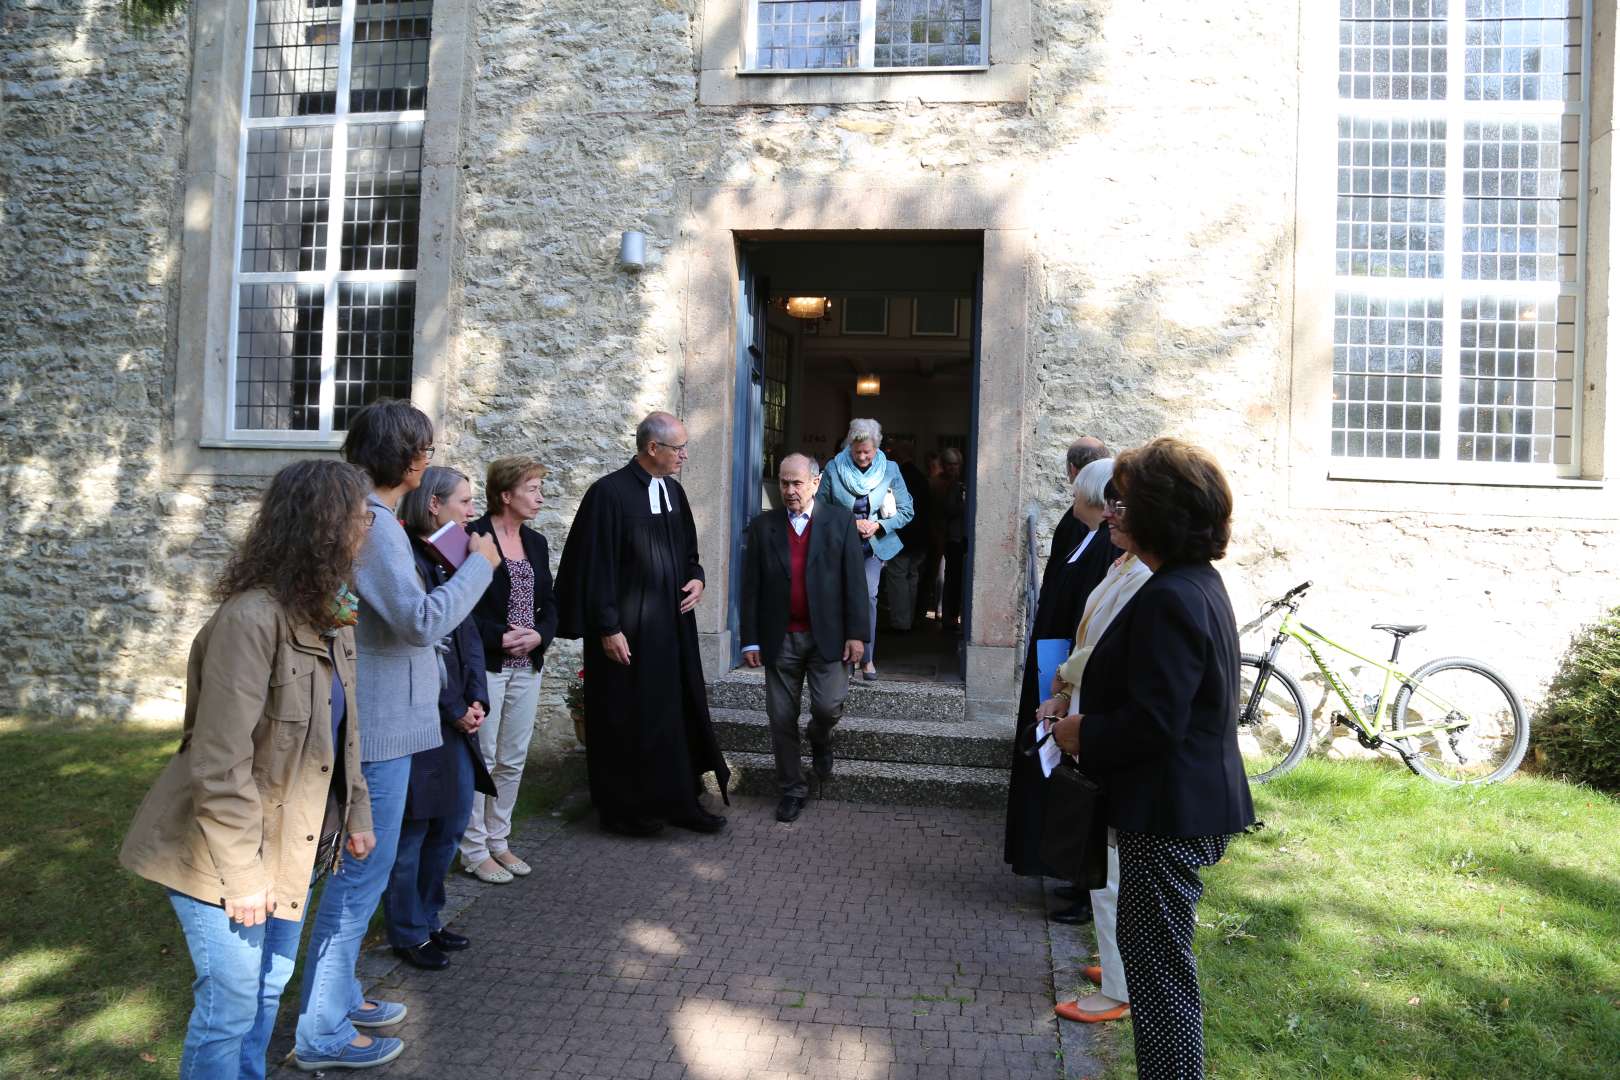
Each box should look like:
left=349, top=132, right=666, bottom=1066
left=354, top=515, right=495, bottom=648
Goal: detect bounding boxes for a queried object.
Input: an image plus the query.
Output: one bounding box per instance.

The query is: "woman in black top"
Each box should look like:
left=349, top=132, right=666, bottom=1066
left=459, top=456, right=559, bottom=883
left=1052, top=438, right=1255, bottom=1080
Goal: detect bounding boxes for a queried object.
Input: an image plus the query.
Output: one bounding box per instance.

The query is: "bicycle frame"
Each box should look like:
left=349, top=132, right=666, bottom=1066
left=1256, top=608, right=1469, bottom=743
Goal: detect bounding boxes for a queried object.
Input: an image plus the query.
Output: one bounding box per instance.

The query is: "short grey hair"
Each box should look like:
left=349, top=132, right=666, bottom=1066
left=780, top=452, right=822, bottom=478
left=636, top=410, right=683, bottom=453
left=941, top=447, right=962, bottom=465
left=844, top=418, right=883, bottom=449
left=399, top=465, right=469, bottom=536
left=1073, top=458, right=1115, bottom=509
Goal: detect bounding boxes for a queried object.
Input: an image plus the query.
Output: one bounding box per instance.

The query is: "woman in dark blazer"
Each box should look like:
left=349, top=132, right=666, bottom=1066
left=1052, top=438, right=1255, bottom=1080
left=384, top=466, right=498, bottom=970
left=460, top=456, right=559, bottom=883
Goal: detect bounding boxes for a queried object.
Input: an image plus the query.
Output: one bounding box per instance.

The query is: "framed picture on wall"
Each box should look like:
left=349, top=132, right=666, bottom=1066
left=841, top=296, right=888, bottom=336
left=912, top=296, right=959, bottom=337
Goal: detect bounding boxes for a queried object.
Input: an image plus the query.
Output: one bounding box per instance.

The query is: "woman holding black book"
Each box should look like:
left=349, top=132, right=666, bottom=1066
left=460, top=455, right=559, bottom=884
left=383, top=465, right=499, bottom=969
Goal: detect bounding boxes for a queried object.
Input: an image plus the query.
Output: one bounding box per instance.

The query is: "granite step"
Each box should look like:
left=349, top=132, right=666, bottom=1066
left=710, top=707, right=1011, bottom=769
left=707, top=668, right=967, bottom=722
left=714, top=750, right=1008, bottom=810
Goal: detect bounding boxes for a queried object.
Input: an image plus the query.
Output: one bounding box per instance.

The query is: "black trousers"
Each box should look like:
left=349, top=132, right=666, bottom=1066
left=1115, top=830, right=1231, bottom=1080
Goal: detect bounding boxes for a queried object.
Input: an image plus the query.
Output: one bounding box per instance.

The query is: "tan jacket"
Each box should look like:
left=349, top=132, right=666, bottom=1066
left=119, top=589, right=370, bottom=920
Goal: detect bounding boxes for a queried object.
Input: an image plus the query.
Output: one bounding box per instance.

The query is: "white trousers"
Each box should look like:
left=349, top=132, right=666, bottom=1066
left=1091, top=840, right=1128, bottom=1002
left=459, top=666, right=541, bottom=865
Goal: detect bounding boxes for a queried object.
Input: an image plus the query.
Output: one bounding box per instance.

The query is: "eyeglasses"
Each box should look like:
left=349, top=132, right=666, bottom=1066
left=359, top=510, right=377, bottom=527
left=1104, top=498, right=1127, bottom=518
left=421, top=446, right=436, bottom=459
left=654, top=441, right=689, bottom=454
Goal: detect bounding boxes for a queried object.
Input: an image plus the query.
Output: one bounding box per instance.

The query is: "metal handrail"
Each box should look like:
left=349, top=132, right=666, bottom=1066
left=1024, top=508, right=1040, bottom=650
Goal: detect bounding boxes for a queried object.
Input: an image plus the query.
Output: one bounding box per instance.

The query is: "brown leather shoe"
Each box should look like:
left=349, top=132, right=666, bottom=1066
left=1054, top=999, right=1130, bottom=1023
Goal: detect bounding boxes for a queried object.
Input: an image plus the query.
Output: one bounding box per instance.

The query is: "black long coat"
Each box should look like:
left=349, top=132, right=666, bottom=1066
left=554, top=461, right=730, bottom=819
left=739, top=504, right=870, bottom=667
left=404, top=538, right=496, bottom=821
left=1004, top=517, right=1119, bottom=876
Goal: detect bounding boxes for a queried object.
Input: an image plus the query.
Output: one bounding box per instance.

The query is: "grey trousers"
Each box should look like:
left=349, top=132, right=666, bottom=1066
left=881, top=548, right=921, bottom=631
left=765, top=631, right=851, bottom=797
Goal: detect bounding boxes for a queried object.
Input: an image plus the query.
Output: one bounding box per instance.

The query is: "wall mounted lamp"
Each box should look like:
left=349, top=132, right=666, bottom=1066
left=619, top=230, right=646, bottom=272
left=855, top=373, right=881, bottom=396
left=785, top=296, right=829, bottom=320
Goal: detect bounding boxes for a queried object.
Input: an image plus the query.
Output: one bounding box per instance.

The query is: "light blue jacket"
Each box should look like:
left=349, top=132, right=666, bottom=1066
left=817, top=455, right=915, bottom=562
left=352, top=492, right=494, bottom=763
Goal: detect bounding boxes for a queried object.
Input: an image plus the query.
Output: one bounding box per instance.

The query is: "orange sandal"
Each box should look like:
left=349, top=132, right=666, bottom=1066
left=1081, top=965, right=1102, bottom=986
left=1054, top=999, right=1130, bottom=1023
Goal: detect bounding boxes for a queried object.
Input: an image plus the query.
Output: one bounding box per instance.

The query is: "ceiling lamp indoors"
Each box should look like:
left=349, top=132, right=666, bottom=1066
left=855, top=373, right=881, bottom=396
left=784, top=296, right=829, bottom=320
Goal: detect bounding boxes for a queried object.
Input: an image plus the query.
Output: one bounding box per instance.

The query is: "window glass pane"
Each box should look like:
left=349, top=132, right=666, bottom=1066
left=1338, top=0, right=1449, bottom=100
left=755, top=1, right=860, bottom=69
left=875, top=0, right=982, bottom=67
left=1456, top=293, right=1573, bottom=463
left=250, top=0, right=341, bottom=118
left=351, top=0, right=434, bottom=112
left=235, top=283, right=325, bottom=430
left=335, top=282, right=416, bottom=430
left=342, top=122, right=423, bottom=271
left=241, top=127, right=333, bottom=273
left=1464, top=1, right=1580, bottom=103
left=1332, top=292, right=1445, bottom=459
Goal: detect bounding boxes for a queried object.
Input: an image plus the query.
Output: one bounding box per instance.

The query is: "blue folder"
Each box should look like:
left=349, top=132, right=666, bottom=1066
left=1035, top=637, right=1072, bottom=704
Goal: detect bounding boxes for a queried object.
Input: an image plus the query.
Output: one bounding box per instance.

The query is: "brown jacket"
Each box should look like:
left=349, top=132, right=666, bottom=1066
left=119, top=589, right=370, bottom=920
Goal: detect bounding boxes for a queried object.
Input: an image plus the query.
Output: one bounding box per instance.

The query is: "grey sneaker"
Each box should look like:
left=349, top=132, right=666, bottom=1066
left=294, top=1036, right=404, bottom=1071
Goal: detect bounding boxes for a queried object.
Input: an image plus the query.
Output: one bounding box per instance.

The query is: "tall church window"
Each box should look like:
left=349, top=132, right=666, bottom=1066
left=1332, top=0, right=1587, bottom=472
left=231, top=0, right=431, bottom=435
left=745, top=0, right=986, bottom=72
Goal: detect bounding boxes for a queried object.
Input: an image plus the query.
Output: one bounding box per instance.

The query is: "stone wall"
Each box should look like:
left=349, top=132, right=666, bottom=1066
left=1, top=0, right=1615, bottom=748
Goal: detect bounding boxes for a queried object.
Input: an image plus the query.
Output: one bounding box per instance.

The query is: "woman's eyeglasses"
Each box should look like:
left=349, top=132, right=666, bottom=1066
left=1104, top=498, right=1127, bottom=518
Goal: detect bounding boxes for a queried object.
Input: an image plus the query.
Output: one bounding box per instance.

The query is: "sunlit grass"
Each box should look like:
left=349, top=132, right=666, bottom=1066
left=1102, top=759, right=1620, bottom=1079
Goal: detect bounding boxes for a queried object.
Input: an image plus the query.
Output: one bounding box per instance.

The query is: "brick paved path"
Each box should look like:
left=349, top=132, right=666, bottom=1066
left=289, top=796, right=1067, bottom=1080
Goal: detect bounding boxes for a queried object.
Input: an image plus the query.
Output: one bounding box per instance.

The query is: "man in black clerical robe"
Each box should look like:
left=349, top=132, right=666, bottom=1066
left=1004, top=438, right=1114, bottom=897
left=555, top=412, right=730, bottom=836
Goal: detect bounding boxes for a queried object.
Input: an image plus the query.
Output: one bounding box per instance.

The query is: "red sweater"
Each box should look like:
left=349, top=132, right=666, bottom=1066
left=787, top=520, right=812, bottom=633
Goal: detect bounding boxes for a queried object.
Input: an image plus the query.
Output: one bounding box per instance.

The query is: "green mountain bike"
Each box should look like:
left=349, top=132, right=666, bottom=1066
left=1237, top=581, right=1529, bottom=786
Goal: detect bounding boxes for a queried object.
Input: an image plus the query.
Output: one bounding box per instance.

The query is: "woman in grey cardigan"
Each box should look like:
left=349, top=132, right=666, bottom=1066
left=292, top=400, right=499, bottom=1073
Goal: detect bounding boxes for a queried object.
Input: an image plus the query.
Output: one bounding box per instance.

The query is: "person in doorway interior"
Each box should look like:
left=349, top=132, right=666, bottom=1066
left=917, top=450, right=946, bottom=623
left=555, top=411, right=731, bottom=836
left=383, top=466, right=498, bottom=972
left=461, top=456, right=558, bottom=883
left=939, top=448, right=968, bottom=632
left=881, top=440, right=928, bottom=632
left=293, top=400, right=498, bottom=1073
left=818, top=418, right=914, bottom=681
left=739, top=453, right=870, bottom=823
left=1004, top=446, right=1118, bottom=923
left=1039, top=465, right=1153, bottom=1024
left=120, top=460, right=376, bottom=1080
left=1050, top=438, right=1256, bottom=1079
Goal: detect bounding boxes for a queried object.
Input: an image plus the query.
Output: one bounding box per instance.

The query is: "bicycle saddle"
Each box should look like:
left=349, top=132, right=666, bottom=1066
left=1372, top=622, right=1427, bottom=638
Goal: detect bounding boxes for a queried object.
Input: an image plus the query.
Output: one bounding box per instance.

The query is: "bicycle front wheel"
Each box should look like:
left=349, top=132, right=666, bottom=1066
left=1390, top=657, right=1528, bottom=785
left=1238, top=653, right=1311, bottom=784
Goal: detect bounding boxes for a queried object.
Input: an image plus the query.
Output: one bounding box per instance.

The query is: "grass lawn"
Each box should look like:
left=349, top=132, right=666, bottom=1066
left=0, top=721, right=585, bottom=1079
left=1099, top=759, right=1620, bottom=1079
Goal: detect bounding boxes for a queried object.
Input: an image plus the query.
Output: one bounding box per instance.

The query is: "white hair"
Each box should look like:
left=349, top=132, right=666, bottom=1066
left=844, top=418, right=883, bottom=449
left=1073, top=457, right=1114, bottom=509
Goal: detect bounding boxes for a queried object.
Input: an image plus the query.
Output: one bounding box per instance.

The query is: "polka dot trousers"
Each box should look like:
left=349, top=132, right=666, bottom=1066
left=1114, top=830, right=1231, bottom=1080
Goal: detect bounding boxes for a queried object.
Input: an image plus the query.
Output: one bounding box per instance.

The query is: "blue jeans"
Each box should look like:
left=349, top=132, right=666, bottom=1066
left=383, top=746, right=475, bottom=948
left=294, top=756, right=410, bottom=1058
left=168, top=889, right=307, bottom=1080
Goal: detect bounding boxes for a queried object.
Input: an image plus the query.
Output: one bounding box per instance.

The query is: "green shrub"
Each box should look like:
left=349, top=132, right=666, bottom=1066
left=1533, top=606, right=1620, bottom=793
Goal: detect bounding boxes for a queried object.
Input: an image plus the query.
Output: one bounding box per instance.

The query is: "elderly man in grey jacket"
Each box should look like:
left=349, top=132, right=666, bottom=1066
left=292, top=400, right=499, bottom=1073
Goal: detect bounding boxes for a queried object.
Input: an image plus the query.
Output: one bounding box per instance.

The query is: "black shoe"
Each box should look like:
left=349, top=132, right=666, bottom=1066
left=811, top=742, right=834, bottom=783
left=429, top=928, right=470, bottom=951
left=392, top=941, right=450, bottom=970
left=602, top=815, right=665, bottom=837
left=776, top=795, right=806, bottom=823
left=1050, top=901, right=1094, bottom=926
left=1053, top=884, right=1083, bottom=902
left=670, top=806, right=727, bottom=834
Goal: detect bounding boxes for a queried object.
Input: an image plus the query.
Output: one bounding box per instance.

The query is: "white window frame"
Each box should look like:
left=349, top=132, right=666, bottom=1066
left=225, top=0, right=427, bottom=444
left=1328, top=0, right=1593, bottom=482
left=741, top=0, right=990, bottom=75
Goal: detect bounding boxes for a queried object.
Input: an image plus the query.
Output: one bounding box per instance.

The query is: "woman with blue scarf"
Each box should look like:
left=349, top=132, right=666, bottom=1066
left=818, top=418, right=914, bottom=680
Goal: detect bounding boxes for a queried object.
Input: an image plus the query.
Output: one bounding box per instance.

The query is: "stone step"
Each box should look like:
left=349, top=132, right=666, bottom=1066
left=707, top=668, right=967, bottom=722
left=710, top=708, right=1011, bottom=769
left=714, top=750, right=1008, bottom=810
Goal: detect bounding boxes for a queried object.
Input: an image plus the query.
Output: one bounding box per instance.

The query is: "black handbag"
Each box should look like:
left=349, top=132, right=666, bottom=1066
left=1024, top=724, right=1109, bottom=890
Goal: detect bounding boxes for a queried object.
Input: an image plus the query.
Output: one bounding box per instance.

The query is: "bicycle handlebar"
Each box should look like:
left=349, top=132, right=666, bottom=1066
left=1281, top=580, right=1313, bottom=602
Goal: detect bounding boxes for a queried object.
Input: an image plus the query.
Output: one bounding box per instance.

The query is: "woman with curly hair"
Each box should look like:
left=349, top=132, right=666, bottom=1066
left=121, top=459, right=381, bottom=1079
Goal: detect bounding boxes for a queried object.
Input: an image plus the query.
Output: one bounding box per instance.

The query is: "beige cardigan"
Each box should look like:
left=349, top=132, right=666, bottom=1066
left=1052, top=553, right=1154, bottom=702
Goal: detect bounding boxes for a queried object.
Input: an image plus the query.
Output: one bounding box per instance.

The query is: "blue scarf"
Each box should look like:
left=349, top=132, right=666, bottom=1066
left=830, top=448, right=889, bottom=497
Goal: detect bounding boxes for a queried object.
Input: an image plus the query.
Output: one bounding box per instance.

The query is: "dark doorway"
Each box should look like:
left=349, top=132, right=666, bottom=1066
left=729, top=235, right=981, bottom=684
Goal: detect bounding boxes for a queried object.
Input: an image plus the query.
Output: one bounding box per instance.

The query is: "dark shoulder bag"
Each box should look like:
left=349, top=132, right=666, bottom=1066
left=1024, top=724, right=1109, bottom=890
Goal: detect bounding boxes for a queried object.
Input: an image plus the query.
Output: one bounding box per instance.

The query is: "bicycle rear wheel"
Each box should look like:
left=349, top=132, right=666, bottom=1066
left=1390, top=657, right=1528, bottom=785
left=1239, top=654, right=1311, bottom=783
